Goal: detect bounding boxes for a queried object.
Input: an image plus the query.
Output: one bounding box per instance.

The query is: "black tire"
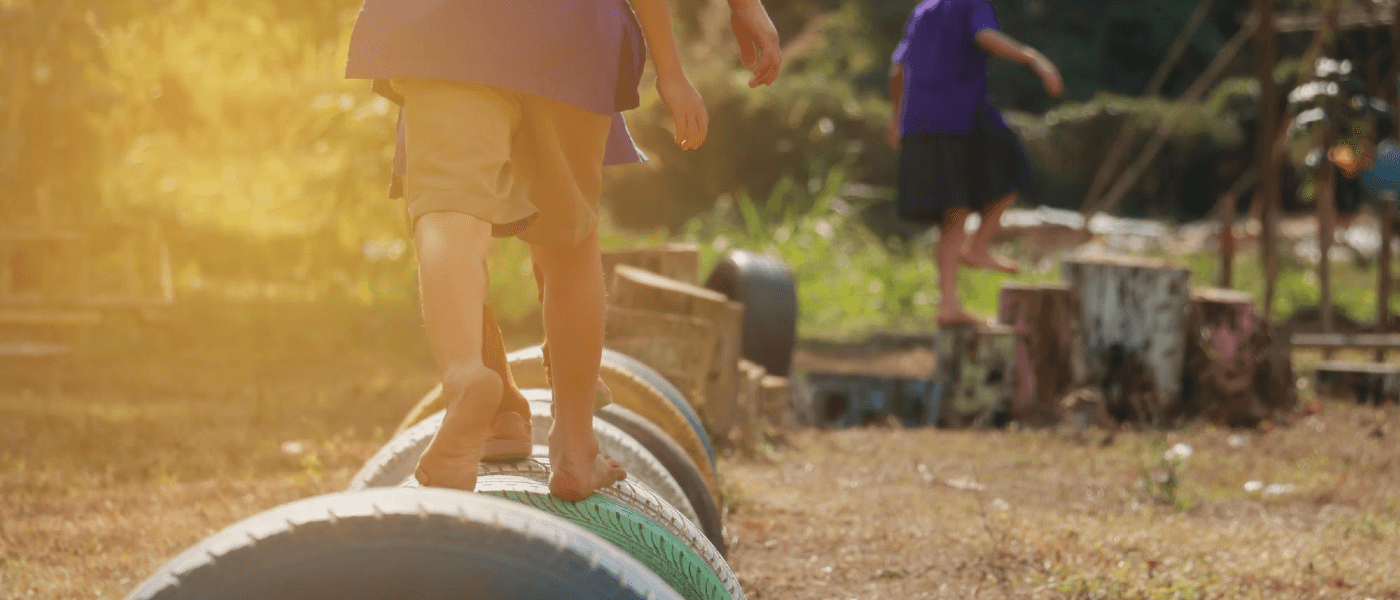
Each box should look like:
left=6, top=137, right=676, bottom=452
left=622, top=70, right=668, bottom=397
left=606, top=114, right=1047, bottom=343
left=523, top=397, right=701, bottom=527
left=462, top=459, right=747, bottom=600
left=703, top=249, right=799, bottom=377
left=598, top=403, right=727, bottom=557
left=122, top=488, right=683, bottom=600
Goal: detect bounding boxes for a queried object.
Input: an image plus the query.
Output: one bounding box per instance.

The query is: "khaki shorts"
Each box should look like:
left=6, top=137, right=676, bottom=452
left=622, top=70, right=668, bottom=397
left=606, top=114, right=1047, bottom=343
left=392, top=78, right=611, bottom=247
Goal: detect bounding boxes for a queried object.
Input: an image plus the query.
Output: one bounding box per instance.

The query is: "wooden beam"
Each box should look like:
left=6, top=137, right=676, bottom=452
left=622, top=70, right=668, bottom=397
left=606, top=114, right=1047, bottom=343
left=1380, top=192, right=1396, bottom=362
left=1258, top=0, right=1281, bottom=322
left=0, top=309, right=101, bottom=326
left=1292, top=332, right=1400, bottom=349
left=1272, top=2, right=1397, bottom=33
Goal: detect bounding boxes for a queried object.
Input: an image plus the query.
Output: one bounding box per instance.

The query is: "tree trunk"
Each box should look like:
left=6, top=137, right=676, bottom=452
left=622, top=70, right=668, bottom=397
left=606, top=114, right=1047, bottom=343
left=610, top=265, right=745, bottom=437
left=932, top=325, right=1018, bottom=428
left=1063, top=256, right=1191, bottom=425
left=1181, top=288, right=1268, bottom=426
left=996, top=282, right=1084, bottom=425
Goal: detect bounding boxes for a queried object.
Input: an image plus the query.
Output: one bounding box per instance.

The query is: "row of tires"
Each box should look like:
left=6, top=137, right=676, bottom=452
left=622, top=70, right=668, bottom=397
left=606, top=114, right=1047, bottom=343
left=124, top=348, right=741, bottom=600
left=123, top=250, right=800, bottom=600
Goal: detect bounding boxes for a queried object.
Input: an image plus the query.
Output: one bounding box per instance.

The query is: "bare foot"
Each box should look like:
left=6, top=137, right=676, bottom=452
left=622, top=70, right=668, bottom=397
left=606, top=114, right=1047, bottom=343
left=936, top=303, right=982, bottom=327
left=961, top=248, right=1019, bottom=274
left=548, top=429, right=627, bottom=501
left=415, top=367, right=504, bottom=490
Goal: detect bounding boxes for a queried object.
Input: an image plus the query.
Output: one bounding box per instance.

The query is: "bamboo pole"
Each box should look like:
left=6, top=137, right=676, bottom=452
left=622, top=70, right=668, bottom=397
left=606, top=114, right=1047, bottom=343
left=1081, top=0, right=1218, bottom=213
left=1221, top=193, right=1237, bottom=287
left=1318, top=130, right=1337, bottom=360
left=1089, top=12, right=1261, bottom=220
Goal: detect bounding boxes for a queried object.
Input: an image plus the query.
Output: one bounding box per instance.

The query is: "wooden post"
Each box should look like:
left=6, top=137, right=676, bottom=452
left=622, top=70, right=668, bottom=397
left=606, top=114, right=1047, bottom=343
left=1257, top=0, right=1281, bottom=322
left=1063, top=256, right=1191, bottom=424
left=996, top=283, right=1083, bottom=425
left=1319, top=132, right=1337, bottom=360
left=758, top=375, right=791, bottom=427
left=1220, top=193, right=1237, bottom=288
left=1380, top=192, right=1396, bottom=362
left=932, top=325, right=1018, bottom=428
left=610, top=265, right=745, bottom=437
left=604, top=305, right=718, bottom=402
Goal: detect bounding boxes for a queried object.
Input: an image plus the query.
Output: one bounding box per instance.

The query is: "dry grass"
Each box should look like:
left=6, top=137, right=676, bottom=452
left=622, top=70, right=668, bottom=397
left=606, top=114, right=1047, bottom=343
left=3, top=298, right=1398, bottom=599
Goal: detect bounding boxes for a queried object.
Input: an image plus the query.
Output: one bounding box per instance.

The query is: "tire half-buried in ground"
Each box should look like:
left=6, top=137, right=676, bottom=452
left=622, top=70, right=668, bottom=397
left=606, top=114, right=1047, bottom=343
left=703, top=249, right=799, bottom=377
left=122, top=488, right=684, bottom=600
left=599, top=403, right=727, bottom=557
left=408, top=458, right=746, bottom=600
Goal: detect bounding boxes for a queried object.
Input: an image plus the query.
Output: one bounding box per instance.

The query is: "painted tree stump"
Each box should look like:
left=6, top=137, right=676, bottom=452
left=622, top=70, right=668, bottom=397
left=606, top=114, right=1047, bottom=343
left=931, top=325, right=1018, bottom=428
left=996, top=282, right=1085, bottom=425
left=1314, top=361, right=1400, bottom=405
left=610, top=265, right=745, bottom=437
left=1063, top=255, right=1191, bottom=425
left=602, top=244, right=701, bottom=285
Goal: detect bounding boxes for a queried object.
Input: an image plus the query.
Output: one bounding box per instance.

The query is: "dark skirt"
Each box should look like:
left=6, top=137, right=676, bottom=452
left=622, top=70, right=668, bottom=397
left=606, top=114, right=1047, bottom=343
left=896, top=104, right=1033, bottom=224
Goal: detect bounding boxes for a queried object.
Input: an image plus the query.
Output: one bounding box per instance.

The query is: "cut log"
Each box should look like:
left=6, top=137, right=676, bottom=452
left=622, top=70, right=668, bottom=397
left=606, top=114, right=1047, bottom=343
left=996, top=283, right=1084, bottom=425
left=604, top=305, right=717, bottom=403
left=602, top=244, right=701, bottom=286
left=1314, top=361, right=1400, bottom=405
left=1181, top=288, right=1266, bottom=425
left=758, top=375, right=791, bottom=427
left=610, top=265, right=745, bottom=437
left=931, top=325, right=1018, bottom=428
left=1063, top=255, right=1192, bottom=424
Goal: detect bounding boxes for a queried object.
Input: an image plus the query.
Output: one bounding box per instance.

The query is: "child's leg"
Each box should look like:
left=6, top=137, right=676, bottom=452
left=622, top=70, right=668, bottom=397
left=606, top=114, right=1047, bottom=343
left=961, top=191, right=1019, bottom=274
left=530, top=231, right=625, bottom=501
left=412, top=212, right=503, bottom=490
left=937, top=207, right=981, bottom=326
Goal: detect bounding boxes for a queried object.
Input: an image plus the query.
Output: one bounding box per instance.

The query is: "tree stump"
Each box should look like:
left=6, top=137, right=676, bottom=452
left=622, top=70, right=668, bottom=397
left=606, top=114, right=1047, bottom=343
left=610, top=265, right=744, bottom=437
left=1063, top=255, right=1191, bottom=425
left=604, top=305, right=717, bottom=403
left=996, top=282, right=1085, bottom=425
left=601, top=244, right=701, bottom=286
left=931, top=325, right=1018, bottom=428
left=758, top=375, right=791, bottom=427
left=1181, top=288, right=1265, bottom=425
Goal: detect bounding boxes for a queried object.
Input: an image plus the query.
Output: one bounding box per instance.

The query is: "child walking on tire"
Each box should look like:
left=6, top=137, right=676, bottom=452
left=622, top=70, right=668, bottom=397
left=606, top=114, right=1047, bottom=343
left=346, top=1, right=708, bottom=500
left=887, top=0, right=1062, bottom=327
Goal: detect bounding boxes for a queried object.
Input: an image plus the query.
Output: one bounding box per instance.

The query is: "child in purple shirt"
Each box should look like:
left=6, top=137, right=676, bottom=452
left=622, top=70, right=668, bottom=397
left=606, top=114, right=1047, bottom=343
left=887, top=0, right=1062, bottom=326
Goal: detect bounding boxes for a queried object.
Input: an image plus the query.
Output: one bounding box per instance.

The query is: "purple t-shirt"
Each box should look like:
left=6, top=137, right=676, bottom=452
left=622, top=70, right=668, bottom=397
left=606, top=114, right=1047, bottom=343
left=345, top=0, right=648, bottom=193
left=892, top=0, right=1003, bottom=135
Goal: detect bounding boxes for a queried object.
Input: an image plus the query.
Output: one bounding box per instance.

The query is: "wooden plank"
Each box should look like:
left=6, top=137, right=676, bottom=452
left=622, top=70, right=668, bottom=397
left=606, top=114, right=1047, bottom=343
left=0, top=343, right=70, bottom=358
left=1379, top=193, right=1395, bottom=362
left=1272, top=2, right=1396, bottom=32
left=1314, top=360, right=1400, bottom=404
left=601, top=244, right=701, bottom=285
left=0, top=309, right=101, bottom=326
left=1291, top=332, right=1400, bottom=349
left=604, top=304, right=717, bottom=403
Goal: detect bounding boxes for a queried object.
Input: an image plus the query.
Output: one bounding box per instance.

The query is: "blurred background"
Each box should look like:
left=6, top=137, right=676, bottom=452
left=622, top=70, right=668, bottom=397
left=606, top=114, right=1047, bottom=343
left=2, top=0, right=1396, bottom=338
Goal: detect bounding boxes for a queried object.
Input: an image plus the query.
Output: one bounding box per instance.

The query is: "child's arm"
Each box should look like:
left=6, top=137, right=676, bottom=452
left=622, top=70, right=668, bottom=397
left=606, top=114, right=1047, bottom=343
left=629, top=0, right=709, bottom=150
left=886, top=62, right=904, bottom=148
left=974, top=30, right=1063, bottom=98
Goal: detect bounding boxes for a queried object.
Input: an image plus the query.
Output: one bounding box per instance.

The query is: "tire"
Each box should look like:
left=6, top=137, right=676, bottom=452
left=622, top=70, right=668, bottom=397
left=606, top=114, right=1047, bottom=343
left=524, top=397, right=701, bottom=528
left=599, top=348, right=717, bottom=468
left=598, top=403, right=727, bottom=557
left=507, top=346, right=719, bottom=501
left=347, top=394, right=705, bottom=533
left=703, top=249, right=799, bottom=377
left=347, top=409, right=444, bottom=491
left=463, top=460, right=747, bottom=600
left=122, top=488, right=683, bottom=600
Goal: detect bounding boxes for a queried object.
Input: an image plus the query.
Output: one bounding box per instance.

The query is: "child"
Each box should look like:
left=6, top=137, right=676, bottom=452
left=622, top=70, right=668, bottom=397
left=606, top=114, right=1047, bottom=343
left=886, top=0, right=1062, bottom=326
left=345, top=1, right=708, bottom=500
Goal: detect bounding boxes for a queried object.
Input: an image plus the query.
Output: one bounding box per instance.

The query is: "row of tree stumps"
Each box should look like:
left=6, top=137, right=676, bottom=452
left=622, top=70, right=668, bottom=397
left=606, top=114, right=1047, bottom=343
left=934, top=254, right=1298, bottom=429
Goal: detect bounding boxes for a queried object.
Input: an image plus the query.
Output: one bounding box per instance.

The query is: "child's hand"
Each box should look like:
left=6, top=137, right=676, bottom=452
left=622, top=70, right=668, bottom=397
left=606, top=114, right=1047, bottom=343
left=657, top=73, right=708, bottom=151
left=1033, top=58, right=1063, bottom=98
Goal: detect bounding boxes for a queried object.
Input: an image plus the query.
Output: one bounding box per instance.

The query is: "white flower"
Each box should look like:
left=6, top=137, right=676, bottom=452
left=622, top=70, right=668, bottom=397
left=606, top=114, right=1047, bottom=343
left=1164, top=443, right=1193, bottom=462
left=1244, top=480, right=1264, bottom=492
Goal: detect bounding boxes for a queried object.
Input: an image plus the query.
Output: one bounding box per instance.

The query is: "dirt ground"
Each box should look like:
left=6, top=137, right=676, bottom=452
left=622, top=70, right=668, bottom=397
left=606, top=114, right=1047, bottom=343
left=2, top=301, right=1398, bottom=599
